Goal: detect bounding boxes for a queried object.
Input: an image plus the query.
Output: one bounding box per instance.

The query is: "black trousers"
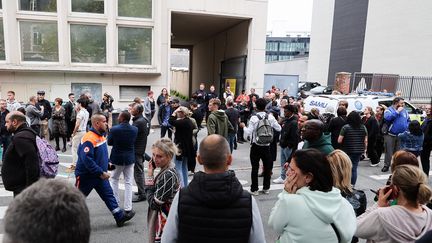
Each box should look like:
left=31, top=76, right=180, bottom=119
left=160, top=126, right=172, bottom=139
left=421, top=145, right=432, bottom=176
left=375, top=136, right=384, bottom=163
left=250, top=144, right=272, bottom=192
left=367, top=138, right=379, bottom=164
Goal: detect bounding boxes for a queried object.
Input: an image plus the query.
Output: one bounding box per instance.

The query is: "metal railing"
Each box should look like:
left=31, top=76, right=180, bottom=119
left=350, top=73, right=432, bottom=103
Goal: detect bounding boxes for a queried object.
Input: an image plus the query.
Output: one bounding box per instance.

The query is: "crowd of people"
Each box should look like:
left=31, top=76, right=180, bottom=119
left=1, top=84, right=432, bottom=242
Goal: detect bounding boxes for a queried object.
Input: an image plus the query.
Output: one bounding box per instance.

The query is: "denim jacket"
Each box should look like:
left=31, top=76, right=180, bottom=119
left=398, top=131, right=424, bottom=152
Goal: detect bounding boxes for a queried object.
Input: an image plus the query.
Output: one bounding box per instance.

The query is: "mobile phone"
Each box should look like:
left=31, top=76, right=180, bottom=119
left=383, top=185, right=398, bottom=200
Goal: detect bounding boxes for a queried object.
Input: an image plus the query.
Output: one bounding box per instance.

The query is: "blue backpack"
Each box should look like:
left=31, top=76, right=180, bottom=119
left=35, top=136, right=59, bottom=178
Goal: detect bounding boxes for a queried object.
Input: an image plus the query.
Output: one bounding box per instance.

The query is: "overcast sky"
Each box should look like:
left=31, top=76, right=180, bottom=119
left=267, top=0, right=313, bottom=36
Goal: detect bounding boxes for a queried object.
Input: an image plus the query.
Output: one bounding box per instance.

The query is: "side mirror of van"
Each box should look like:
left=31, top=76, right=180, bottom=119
left=415, top=108, right=422, bottom=114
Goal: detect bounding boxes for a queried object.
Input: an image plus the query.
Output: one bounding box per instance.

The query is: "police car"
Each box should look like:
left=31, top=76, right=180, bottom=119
left=303, top=91, right=423, bottom=122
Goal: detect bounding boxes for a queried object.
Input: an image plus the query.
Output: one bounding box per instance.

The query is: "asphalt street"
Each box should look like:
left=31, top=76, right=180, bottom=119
left=0, top=127, right=430, bottom=243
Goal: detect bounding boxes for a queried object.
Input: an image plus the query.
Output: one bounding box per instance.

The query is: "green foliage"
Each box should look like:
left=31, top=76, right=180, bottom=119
left=170, top=90, right=189, bottom=101
left=118, top=0, right=152, bottom=18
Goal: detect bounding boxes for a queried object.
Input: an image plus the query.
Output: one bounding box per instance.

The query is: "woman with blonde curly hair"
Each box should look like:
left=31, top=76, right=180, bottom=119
left=145, top=138, right=180, bottom=243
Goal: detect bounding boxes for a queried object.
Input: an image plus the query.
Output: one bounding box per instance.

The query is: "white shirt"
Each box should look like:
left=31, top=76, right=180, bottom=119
left=76, top=108, right=89, bottom=132
left=243, top=111, right=281, bottom=145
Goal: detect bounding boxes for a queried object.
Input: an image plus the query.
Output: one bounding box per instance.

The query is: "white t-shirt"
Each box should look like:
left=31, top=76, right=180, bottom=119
left=77, top=108, right=89, bottom=132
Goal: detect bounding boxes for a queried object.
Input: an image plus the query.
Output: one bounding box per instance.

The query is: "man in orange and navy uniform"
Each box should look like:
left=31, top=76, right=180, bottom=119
left=75, top=113, right=134, bottom=227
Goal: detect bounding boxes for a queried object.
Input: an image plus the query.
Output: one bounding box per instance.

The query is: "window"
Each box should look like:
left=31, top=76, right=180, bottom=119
left=20, top=21, right=58, bottom=62
left=118, top=0, right=152, bottom=18
left=70, top=24, right=106, bottom=63
left=72, top=0, right=104, bottom=14
left=20, top=0, right=57, bottom=12
left=120, top=85, right=150, bottom=100
left=0, top=20, right=4, bottom=60
left=118, top=27, right=151, bottom=65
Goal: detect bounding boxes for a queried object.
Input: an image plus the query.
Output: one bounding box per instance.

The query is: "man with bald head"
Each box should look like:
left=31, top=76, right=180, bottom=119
left=301, top=119, right=334, bottom=155
left=162, top=134, right=265, bottom=243
left=1, top=111, right=40, bottom=196
left=75, top=113, right=135, bottom=227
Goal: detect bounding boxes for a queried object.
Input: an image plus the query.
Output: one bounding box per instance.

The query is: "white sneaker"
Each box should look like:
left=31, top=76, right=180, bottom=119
left=262, top=189, right=270, bottom=194
left=249, top=190, right=259, bottom=196
left=370, top=163, right=380, bottom=167
left=273, top=177, right=285, bottom=184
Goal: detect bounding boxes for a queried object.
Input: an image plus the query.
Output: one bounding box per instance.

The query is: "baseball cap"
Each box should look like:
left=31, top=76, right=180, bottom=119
left=37, top=90, right=45, bottom=95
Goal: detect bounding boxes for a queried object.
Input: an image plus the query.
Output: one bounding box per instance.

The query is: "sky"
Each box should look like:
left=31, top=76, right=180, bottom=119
left=267, top=0, right=313, bottom=37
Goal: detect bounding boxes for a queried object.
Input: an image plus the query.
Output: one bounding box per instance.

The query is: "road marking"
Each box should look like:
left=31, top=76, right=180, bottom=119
left=57, top=153, right=72, bottom=157
left=0, top=206, right=7, bottom=219
left=369, top=174, right=391, bottom=180
left=0, top=188, right=13, bottom=197
left=239, top=180, right=248, bottom=185
left=369, top=171, right=432, bottom=180
left=243, top=184, right=284, bottom=192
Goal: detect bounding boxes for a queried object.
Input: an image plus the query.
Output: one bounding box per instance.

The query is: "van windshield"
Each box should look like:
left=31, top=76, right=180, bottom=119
left=378, top=101, right=415, bottom=114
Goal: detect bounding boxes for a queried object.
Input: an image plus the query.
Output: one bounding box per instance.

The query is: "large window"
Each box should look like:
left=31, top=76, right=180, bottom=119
left=70, top=24, right=106, bottom=63
left=0, top=20, right=4, bottom=60
left=20, top=21, right=58, bottom=62
left=118, top=0, right=152, bottom=18
left=20, top=0, right=57, bottom=12
left=72, top=0, right=104, bottom=14
left=118, top=27, right=151, bottom=65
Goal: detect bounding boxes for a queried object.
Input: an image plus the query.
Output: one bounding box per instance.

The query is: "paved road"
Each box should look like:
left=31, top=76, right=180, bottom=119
left=0, top=128, right=430, bottom=242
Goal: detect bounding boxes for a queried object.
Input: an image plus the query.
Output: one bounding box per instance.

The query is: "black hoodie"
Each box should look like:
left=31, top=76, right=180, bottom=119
left=177, top=170, right=252, bottom=243
left=1, top=123, right=40, bottom=192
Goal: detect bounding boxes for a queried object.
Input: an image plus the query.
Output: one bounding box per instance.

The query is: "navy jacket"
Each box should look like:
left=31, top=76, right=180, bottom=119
left=108, top=123, right=138, bottom=166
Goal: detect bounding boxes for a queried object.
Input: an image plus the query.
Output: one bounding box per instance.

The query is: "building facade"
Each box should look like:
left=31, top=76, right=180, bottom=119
left=307, top=0, right=432, bottom=86
left=265, top=36, right=310, bottom=63
left=0, top=0, right=268, bottom=114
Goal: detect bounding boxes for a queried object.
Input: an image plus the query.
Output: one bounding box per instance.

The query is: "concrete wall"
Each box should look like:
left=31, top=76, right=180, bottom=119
left=170, top=69, right=189, bottom=97
left=167, top=0, right=268, bottom=95
left=265, top=58, right=308, bottom=81
left=361, top=0, right=432, bottom=76
left=191, top=20, right=249, bottom=95
left=307, top=0, right=335, bottom=84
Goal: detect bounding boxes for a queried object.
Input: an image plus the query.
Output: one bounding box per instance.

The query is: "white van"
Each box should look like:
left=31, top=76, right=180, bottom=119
left=303, top=92, right=423, bottom=122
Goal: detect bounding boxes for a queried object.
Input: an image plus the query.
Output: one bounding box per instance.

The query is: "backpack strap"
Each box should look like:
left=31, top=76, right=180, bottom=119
left=331, top=223, right=341, bottom=243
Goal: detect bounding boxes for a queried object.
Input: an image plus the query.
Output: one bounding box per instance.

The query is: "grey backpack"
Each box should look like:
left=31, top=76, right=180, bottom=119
left=255, top=114, right=274, bottom=146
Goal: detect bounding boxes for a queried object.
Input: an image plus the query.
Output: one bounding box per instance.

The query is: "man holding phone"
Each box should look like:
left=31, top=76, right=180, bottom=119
left=382, top=97, right=410, bottom=172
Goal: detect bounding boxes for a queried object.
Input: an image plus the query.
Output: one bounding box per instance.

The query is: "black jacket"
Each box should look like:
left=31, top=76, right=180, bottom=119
left=63, top=100, right=74, bottom=122
left=1, top=124, right=40, bottom=191
left=178, top=171, right=252, bottom=243
left=328, top=115, right=347, bottom=150
left=279, top=115, right=299, bottom=149
left=36, top=99, right=52, bottom=120
left=169, top=116, right=195, bottom=159
left=0, top=109, right=10, bottom=136
left=132, top=114, right=150, bottom=155
left=362, top=115, right=379, bottom=141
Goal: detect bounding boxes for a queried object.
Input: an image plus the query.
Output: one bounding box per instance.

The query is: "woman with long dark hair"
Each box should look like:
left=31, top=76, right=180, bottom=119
left=338, top=111, right=368, bottom=186
left=269, top=149, right=356, bottom=243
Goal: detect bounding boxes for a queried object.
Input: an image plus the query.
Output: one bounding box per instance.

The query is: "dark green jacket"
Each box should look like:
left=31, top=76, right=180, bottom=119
left=303, top=133, right=335, bottom=155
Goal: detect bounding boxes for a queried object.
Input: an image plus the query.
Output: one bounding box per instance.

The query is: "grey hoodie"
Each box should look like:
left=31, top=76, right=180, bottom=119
left=356, top=204, right=432, bottom=243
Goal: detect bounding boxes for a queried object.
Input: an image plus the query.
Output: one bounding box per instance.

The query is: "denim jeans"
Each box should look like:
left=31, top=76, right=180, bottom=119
left=228, top=133, right=236, bottom=153
left=348, top=153, right=362, bottom=186
left=175, top=156, right=189, bottom=188
left=280, top=147, right=293, bottom=180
